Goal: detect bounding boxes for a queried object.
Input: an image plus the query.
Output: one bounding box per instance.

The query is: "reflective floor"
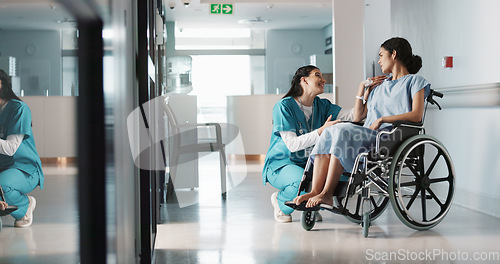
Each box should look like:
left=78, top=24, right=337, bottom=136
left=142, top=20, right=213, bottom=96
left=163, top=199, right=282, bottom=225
left=155, top=156, right=500, bottom=264
left=0, top=164, right=79, bottom=263
left=1, top=158, right=499, bottom=264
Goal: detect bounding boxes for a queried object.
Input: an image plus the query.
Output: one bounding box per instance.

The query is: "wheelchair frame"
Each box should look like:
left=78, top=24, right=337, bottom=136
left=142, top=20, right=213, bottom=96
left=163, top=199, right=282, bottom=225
left=286, top=90, right=456, bottom=237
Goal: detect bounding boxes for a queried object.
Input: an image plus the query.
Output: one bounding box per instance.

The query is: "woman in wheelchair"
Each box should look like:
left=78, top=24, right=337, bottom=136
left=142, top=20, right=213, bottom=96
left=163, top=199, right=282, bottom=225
left=293, top=37, right=431, bottom=209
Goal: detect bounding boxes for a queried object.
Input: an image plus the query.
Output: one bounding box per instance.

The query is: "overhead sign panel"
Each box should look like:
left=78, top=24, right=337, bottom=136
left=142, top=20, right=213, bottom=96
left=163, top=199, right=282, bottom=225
left=210, top=3, right=233, bottom=15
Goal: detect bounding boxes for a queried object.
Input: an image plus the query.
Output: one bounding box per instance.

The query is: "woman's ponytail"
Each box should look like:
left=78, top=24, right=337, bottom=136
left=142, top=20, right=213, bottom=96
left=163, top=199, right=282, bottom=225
left=406, top=55, right=422, bottom=74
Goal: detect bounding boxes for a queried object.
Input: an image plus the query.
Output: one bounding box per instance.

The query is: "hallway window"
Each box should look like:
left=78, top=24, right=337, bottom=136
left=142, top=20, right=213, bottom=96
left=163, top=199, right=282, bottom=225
left=175, top=28, right=264, bottom=50
left=191, top=55, right=264, bottom=123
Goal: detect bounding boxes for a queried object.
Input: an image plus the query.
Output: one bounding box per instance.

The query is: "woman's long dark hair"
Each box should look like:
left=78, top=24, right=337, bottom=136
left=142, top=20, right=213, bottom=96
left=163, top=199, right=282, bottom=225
left=381, top=37, right=422, bottom=74
left=0, top=69, right=22, bottom=101
left=283, top=65, right=319, bottom=98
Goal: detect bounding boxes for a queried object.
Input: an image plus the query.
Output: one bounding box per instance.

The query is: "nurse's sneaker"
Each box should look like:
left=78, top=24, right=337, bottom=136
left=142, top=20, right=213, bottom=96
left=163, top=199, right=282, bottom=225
left=15, top=196, right=36, bottom=228
left=271, top=192, right=292, bottom=223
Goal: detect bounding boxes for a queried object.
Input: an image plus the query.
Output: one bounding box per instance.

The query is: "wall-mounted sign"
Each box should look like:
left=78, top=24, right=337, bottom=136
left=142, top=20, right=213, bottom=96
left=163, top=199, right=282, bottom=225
left=210, top=4, right=233, bottom=15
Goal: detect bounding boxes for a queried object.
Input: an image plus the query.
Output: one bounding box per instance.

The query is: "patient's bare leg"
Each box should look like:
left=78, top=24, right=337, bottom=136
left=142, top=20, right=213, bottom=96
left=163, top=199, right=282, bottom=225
left=293, top=154, right=330, bottom=205
left=306, top=156, right=344, bottom=208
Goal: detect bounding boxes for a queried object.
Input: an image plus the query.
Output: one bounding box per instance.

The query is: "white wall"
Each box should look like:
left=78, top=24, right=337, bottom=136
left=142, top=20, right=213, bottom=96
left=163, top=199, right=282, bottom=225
left=265, top=29, right=325, bottom=94
left=364, top=0, right=391, bottom=78
left=391, top=0, right=500, bottom=88
left=332, top=0, right=365, bottom=109
left=425, top=108, right=500, bottom=218
left=390, top=0, right=500, bottom=218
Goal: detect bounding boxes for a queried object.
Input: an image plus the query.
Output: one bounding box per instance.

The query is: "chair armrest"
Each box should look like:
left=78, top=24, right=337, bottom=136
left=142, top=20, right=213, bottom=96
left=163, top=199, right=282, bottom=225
left=176, top=122, right=219, bottom=128
left=176, top=122, right=223, bottom=144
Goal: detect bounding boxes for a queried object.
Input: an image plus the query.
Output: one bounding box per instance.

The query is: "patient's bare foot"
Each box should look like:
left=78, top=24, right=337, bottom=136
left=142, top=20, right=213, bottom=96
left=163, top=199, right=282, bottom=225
left=306, top=193, right=333, bottom=208
left=293, top=192, right=318, bottom=205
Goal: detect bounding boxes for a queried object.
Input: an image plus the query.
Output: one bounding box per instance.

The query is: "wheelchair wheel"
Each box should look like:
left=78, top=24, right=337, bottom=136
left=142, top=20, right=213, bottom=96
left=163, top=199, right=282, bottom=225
left=336, top=192, right=389, bottom=224
left=389, top=135, right=455, bottom=230
left=301, top=211, right=316, bottom=231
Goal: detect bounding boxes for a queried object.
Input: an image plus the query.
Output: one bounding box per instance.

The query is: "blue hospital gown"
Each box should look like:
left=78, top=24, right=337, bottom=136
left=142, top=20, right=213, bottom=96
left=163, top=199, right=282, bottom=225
left=310, top=74, right=430, bottom=172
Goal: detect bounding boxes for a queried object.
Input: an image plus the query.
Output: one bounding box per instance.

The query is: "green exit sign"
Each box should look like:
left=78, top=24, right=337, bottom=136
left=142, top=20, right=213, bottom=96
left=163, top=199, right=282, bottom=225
left=210, top=3, right=233, bottom=15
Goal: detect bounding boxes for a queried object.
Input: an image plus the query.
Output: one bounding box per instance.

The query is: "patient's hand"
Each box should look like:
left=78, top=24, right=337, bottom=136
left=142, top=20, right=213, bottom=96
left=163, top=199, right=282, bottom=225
left=0, top=201, right=8, bottom=211
left=369, top=117, right=384, bottom=130
left=365, top=75, right=387, bottom=92
left=370, top=75, right=387, bottom=87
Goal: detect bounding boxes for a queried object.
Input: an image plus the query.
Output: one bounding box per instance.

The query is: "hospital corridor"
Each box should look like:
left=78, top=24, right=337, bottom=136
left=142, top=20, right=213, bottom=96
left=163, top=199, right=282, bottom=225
left=0, top=0, right=499, bottom=263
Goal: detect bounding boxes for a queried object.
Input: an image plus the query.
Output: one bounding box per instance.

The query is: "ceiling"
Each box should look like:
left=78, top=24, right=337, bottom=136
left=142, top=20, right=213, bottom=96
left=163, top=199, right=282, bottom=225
left=0, top=0, right=332, bottom=31
left=0, top=0, right=76, bottom=31
left=165, top=0, right=332, bottom=30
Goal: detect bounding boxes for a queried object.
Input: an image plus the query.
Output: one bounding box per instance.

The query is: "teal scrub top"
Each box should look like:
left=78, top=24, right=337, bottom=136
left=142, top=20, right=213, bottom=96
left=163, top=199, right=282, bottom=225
left=0, top=99, right=44, bottom=189
left=262, top=96, right=341, bottom=184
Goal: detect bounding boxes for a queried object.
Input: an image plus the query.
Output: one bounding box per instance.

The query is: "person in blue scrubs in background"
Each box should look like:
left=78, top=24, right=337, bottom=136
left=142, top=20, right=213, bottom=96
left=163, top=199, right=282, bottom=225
left=0, top=69, right=43, bottom=228
left=262, top=65, right=343, bottom=223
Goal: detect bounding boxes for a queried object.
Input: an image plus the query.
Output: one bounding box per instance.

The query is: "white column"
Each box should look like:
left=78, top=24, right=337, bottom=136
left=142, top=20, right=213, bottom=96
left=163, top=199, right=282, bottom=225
left=332, top=0, right=365, bottom=108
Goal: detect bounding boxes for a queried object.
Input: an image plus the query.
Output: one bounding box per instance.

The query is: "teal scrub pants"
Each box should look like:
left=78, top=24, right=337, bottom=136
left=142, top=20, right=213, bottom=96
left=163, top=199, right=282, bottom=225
left=0, top=168, right=39, bottom=220
left=267, top=164, right=304, bottom=215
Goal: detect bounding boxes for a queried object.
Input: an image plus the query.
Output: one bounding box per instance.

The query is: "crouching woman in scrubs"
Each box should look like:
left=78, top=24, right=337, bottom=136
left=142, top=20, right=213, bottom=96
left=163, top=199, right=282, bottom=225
left=0, top=69, right=43, bottom=228
left=262, top=65, right=343, bottom=223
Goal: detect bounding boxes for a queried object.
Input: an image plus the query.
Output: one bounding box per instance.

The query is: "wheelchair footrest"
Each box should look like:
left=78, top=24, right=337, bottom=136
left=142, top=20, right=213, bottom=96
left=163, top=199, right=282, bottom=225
left=0, top=206, right=18, bottom=216
left=284, top=201, right=320, bottom=211
left=285, top=201, right=346, bottom=215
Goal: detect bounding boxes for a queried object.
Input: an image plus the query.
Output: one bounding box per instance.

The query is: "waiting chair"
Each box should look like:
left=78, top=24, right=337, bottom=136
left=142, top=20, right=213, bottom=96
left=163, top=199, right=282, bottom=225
left=163, top=97, right=229, bottom=201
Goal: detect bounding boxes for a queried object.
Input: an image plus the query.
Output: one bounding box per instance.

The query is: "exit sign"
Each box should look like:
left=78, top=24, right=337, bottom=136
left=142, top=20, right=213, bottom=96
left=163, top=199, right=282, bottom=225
left=210, top=3, right=233, bottom=15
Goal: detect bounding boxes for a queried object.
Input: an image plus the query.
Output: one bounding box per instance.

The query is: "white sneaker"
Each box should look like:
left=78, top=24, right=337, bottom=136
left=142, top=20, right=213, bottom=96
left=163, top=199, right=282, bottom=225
left=271, top=192, right=292, bottom=223
left=15, top=196, right=36, bottom=228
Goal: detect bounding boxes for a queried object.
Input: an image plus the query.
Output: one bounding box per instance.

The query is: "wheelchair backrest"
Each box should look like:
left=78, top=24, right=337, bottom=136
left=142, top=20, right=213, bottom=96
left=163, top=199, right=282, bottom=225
left=376, top=89, right=443, bottom=158
left=377, top=124, right=422, bottom=158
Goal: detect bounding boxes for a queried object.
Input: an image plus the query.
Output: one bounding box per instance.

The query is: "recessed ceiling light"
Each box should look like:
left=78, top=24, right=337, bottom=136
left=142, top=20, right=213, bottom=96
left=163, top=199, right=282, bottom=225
left=238, top=17, right=269, bottom=24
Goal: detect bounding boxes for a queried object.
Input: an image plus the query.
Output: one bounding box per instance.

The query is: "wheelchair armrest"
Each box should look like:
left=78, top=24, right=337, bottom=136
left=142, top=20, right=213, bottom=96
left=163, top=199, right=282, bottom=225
left=341, top=120, right=364, bottom=126
left=392, top=120, right=423, bottom=128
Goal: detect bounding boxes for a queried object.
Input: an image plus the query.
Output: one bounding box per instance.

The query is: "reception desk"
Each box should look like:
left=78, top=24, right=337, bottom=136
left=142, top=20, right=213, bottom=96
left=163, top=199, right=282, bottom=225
left=227, top=93, right=336, bottom=156
left=22, top=96, right=77, bottom=158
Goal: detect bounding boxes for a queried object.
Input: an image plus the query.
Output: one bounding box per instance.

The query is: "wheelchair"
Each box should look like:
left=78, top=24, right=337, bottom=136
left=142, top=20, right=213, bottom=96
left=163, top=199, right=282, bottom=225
left=285, top=90, right=455, bottom=237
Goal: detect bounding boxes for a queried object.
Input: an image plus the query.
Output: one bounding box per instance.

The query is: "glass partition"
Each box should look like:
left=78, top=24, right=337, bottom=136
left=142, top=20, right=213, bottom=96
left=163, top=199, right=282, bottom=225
left=0, top=0, right=79, bottom=262
left=0, top=4, right=77, bottom=96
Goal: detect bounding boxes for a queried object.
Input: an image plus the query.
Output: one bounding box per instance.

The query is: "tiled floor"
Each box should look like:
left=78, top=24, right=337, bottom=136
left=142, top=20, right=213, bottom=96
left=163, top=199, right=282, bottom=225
left=0, top=164, right=79, bottom=263
left=1, top=159, right=500, bottom=264
left=155, top=156, right=500, bottom=264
